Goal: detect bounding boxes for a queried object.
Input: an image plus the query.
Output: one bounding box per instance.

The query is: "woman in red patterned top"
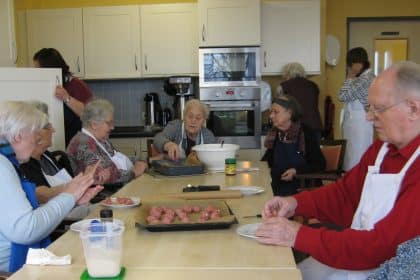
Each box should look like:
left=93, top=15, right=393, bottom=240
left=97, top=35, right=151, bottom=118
left=66, top=99, right=147, bottom=186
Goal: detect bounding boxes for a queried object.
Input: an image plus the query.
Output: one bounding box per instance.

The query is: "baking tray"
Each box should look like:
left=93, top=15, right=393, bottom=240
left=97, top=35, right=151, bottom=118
left=135, top=200, right=237, bottom=232
left=151, top=159, right=205, bottom=176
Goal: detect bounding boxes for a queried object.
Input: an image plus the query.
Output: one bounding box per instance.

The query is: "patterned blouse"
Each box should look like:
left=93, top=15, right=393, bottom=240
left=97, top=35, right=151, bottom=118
left=66, top=131, right=134, bottom=185
left=368, top=236, right=420, bottom=280
left=338, top=69, right=375, bottom=107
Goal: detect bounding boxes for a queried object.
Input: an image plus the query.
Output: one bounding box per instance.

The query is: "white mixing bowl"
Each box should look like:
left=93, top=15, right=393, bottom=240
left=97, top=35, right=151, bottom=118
left=192, top=144, right=240, bottom=171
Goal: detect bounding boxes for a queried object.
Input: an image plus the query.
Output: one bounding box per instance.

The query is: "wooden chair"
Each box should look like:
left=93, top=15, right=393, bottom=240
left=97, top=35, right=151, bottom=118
left=297, top=139, right=347, bottom=189
left=147, top=140, right=164, bottom=163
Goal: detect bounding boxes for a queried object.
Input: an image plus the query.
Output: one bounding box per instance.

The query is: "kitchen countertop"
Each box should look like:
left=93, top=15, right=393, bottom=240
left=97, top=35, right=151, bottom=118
left=110, top=126, right=163, bottom=138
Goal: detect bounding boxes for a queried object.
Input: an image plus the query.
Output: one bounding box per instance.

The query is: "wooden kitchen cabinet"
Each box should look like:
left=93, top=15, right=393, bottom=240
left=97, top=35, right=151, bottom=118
left=140, top=4, right=198, bottom=77
left=261, top=0, right=320, bottom=75
left=0, top=0, right=17, bottom=67
left=198, top=0, right=261, bottom=47
left=26, top=8, right=84, bottom=77
left=83, top=6, right=141, bottom=79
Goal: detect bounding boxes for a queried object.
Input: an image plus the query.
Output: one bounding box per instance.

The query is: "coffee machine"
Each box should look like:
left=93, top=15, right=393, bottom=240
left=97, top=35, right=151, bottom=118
left=166, top=76, right=192, bottom=120
left=144, top=92, right=162, bottom=129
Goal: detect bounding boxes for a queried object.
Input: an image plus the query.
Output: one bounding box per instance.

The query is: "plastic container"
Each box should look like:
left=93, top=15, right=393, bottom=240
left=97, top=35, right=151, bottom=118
left=225, top=158, right=237, bottom=176
left=80, top=220, right=125, bottom=278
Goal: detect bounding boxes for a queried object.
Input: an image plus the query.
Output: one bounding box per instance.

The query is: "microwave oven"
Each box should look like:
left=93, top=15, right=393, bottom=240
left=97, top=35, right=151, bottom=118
left=199, top=47, right=261, bottom=87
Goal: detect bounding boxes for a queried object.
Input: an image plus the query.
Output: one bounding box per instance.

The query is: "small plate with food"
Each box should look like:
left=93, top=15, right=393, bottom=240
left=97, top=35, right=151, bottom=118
left=100, top=197, right=141, bottom=208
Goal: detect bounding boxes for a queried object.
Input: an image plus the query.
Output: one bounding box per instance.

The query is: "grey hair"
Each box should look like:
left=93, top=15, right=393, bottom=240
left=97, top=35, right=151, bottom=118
left=81, top=99, right=114, bottom=128
left=391, top=61, right=420, bottom=98
left=0, top=101, right=48, bottom=143
left=28, top=100, right=49, bottom=116
left=282, top=62, right=306, bottom=79
left=183, top=99, right=210, bottom=120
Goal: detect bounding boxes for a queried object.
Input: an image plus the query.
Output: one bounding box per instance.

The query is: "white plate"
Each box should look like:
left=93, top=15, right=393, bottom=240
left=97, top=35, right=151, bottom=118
left=100, top=197, right=141, bottom=208
left=236, top=223, right=262, bottom=239
left=225, top=186, right=264, bottom=196
left=69, top=218, right=124, bottom=232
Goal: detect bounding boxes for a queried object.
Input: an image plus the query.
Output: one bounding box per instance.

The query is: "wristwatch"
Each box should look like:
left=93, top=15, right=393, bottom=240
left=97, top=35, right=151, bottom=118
left=64, top=96, right=71, bottom=104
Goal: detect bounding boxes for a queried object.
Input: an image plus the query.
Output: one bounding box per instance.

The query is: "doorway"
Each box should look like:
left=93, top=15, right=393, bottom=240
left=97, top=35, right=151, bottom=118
left=347, top=17, right=420, bottom=74
left=373, top=38, right=408, bottom=75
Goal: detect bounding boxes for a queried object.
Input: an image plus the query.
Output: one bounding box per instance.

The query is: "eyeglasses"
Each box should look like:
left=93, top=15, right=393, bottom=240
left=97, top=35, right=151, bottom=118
left=364, top=100, right=406, bottom=117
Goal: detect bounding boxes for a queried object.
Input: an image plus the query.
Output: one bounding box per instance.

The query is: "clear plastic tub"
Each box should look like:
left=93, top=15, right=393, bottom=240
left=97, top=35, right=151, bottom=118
left=80, top=220, right=125, bottom=278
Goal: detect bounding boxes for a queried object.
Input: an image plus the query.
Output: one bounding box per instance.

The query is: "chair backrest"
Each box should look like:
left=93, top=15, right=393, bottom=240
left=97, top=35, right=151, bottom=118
left=148, top=142, right=161, bottom=158
left=320, top=139, right=346, bottom=173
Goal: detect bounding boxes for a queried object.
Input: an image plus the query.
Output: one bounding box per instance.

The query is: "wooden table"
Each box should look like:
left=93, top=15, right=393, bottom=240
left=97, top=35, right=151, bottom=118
left=9, top=162, right=302, bottom=279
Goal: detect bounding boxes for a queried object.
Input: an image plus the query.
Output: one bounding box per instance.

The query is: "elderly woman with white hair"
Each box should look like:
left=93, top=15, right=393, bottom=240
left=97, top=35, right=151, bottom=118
left=67, top=99, right=148, bottom=186
left=277, top=62, right=323, bottom=145
left=0, top=101, right=100, bottom=272
left=20, top=101, right=101, bottom=220
left=153, top=99, right=217, bottom=161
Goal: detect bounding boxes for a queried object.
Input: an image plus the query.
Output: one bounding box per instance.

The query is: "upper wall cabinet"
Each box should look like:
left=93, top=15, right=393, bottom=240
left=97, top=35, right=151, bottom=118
left=261, top=0, right=320, bottom=75
left=83, top=6, right=141, bottom=79
left=141, top=4, right=198, bottom=76
left=198, top=0, right=261, bottom=47
left=26, top=8, right=84, bottom=76
left=0, top=0, right=17, bottom=66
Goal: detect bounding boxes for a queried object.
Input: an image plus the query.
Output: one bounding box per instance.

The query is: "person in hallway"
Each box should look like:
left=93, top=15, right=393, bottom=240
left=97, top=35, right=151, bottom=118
left=0, top=101, right=101, bottom=272
left=339, top=47, right=375, bottom=170
left=277, top=62, right=323, bottom=145
left=20, top=101, right=103, bottom=220
left=153, top=99, right=216, bottom=161
left=256, top=61, right=420, bottom=280
left=261, top=96, right=326, bottom=196
left=367, top=236, right=420, bottom=280
left=67, top=99, right=148, bottom=186
left=33, top=48, right=94, bottom=146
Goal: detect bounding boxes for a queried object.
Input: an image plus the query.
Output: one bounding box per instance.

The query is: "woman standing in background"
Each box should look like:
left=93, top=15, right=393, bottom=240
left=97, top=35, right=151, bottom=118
left=277, top=62, right=323, bottom=145
left=33, top=48, right=94, bottom=146
left=338, top=47, right=375, bottom=171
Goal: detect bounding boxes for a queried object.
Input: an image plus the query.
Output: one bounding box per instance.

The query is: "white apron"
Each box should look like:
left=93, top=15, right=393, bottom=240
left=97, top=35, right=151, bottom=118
left=340, top=99, right=373, bottom=171
left=178, top=123, right=204, bottom=159
left=299, top=143, right=420, bottom=280
left=40, top=153, right=93, bottom=221
left=82, top=128, right=133, bottom=171
left=41, top=154, right=72, bottom=187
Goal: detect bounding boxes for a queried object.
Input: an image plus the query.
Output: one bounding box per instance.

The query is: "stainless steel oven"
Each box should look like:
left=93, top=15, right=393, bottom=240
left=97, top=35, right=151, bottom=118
left=199, top=47, right=261, bottom=87
left=199, top=87, right=261, bottom=149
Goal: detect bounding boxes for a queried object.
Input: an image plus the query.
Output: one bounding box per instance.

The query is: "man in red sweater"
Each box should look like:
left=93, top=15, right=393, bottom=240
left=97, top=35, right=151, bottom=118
left=256, top=61, right=420, bottom=280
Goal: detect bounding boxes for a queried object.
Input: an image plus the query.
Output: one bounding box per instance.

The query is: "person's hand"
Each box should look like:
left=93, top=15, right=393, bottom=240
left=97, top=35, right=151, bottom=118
left=132, top=161, right=147, bottom=177
left=281, top=168, right=296, bottom=181
left=256, top=217, right=302, bottom=247
left=63, top=161, right=100, bottom=201
left=85, top=161, right=110, bottom=184
left=262, top=196, right=298, bottom=219
left=63, top=172, right=95, bottom=202
left=76, top=185, right=104, bottom=205
left=164, top=141, right=180, bottom=161
left=347, top=63, right=363, bottom=79
left=55, top=86, right=71, bottom=103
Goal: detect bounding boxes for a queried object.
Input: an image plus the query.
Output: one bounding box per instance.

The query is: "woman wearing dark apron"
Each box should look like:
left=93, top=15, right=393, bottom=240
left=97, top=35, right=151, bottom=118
left=262, top=96, right=326, bottom=196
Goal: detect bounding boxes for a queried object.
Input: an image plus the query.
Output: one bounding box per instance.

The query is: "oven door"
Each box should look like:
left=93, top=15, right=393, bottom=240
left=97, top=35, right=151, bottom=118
left=204, top=101, right=261, bottom=149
